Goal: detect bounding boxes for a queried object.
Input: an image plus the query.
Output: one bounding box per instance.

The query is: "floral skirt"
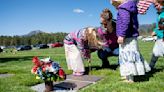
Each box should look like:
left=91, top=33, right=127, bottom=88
left=153, top=39, right=164, bottom=57
left=119, top=38, right=151, bottom=76
left=64, top=44, right=85, bottom=72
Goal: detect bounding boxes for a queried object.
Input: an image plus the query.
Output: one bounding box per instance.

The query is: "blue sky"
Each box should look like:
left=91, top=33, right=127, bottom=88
left=0, top=0, right=158, bottom=36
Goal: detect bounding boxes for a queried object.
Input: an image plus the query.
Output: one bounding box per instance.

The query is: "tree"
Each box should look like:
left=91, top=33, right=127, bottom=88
left=0, top=32, right=68, bottom=46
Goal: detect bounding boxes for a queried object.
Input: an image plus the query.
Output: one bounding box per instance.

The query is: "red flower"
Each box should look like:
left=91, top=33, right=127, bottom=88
left=31, top=66, right=38, bottom=73
left=58, top=68, right=66, bottom=79
left=32, top=56, right=43, bottom=67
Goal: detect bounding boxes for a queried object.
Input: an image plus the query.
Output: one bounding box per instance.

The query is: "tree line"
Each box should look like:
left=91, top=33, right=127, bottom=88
left=0, top=32, right=68, bottom=46
left=0, top=23, right=155, bottom=47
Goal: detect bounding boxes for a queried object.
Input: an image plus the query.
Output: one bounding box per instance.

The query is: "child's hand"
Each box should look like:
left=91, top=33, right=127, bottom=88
left=151, top=31, right=156, bottom=37
left=117, top=36, right=124, bottom=44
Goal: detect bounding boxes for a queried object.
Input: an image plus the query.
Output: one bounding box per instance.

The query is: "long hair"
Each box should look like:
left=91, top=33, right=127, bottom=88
left=100, top=8, right=114, bottom=33
left=84, top=27, right=103, bottom=49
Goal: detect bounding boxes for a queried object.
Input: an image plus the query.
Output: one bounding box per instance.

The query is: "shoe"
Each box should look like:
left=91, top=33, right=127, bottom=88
left=73, top=72, right=84, bottom=76
left=101, top=60, right=110, bottom=68
left=102, top=64, right=110, bottom=68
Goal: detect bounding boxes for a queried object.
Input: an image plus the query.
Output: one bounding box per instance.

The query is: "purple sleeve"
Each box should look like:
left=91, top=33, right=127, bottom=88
left=117, top=9, right=130, bottom=37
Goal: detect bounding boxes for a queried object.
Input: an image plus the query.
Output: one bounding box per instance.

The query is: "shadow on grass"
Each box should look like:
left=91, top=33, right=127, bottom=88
left=134, top=67, right=164, bottom=82
left=85, top=65, right=164, bottom=82
left=0, top=56, right=44, bottom=63
left=85, top=64, right=119, bottom=74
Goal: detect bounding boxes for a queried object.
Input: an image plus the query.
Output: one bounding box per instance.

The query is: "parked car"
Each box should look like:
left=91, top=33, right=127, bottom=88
left=16, top=45, right=32, bottom=51
left=0, top=46, right=6, bottom=49
left=51, top=42, right=63, bottom=48
left=35, top=44, right=49, bottom=49
left=142, top=36, right=157, bottom=42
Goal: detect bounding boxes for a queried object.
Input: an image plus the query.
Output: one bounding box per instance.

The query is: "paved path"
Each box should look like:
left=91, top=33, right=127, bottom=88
left=0, top=74, right=14, bottom=78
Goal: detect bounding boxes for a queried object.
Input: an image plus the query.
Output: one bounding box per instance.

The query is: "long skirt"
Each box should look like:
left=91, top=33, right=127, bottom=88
left=64, top=44, right=85, bottom=72
left=119, top=38, right=151, bottom=76
left=153, top=39, right=164, bottom=57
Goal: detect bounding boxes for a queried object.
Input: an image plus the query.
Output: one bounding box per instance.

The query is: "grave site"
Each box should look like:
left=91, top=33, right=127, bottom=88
left=0, top=41, right=164, bottom=92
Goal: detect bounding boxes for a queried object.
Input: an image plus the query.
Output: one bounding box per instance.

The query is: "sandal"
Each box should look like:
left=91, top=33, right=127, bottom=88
left=73, top=72, right=84, bottom=76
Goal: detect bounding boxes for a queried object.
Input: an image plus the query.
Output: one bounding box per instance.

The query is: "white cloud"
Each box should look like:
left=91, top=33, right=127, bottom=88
left=73, top=8, right=84, bottom=13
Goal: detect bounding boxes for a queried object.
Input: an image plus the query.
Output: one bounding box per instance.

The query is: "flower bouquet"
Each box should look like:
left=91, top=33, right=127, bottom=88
left=31, top=56, right=66, bottom=92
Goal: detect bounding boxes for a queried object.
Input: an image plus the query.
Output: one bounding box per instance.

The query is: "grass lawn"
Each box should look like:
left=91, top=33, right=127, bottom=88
left=0, top=41, right=164, bottom=92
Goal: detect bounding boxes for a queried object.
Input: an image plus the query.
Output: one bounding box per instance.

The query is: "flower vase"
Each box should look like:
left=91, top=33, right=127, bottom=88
left=44, top=80, right=53, bottom=92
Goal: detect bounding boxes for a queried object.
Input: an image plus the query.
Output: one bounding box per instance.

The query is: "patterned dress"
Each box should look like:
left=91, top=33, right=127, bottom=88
left=119, top=38, right=151, bottom=76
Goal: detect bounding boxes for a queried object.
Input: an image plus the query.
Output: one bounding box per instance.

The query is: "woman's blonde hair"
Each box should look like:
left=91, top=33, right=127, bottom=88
left=84, top=27, right=103, bottom=49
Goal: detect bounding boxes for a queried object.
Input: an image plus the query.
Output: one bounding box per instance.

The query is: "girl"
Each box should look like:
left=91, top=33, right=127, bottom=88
left=110, top=0, right=151, bottom=83
left=64, top=27, right=103, bottom=76
left=97, top=8, right=119, bottom=68
left=149, top=1, right=164, bottom=69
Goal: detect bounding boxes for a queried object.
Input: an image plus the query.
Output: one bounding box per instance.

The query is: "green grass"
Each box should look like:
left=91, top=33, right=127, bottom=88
left=0, top=41, right=164, bottom=92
